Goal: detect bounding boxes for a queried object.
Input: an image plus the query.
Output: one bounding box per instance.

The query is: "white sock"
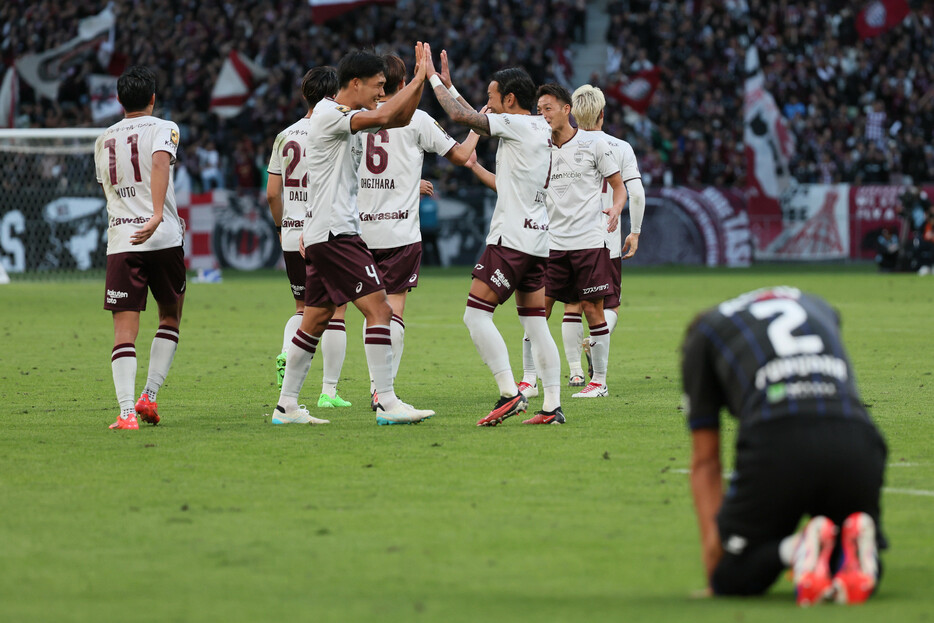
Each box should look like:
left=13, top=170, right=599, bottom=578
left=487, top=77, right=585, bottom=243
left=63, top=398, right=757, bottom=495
left=779, top=533, right=801, bottom=566
left=589, top=321, right=610, bottom=386
left=282, top=311, right=303, bottom=353
left=562, top=312, right=585, bottom=377
left=365, top=324, right=398, bottom=409
left=463, top=295, right=516, bottom=397
left=363, top=319, right=375, bottom=394
left=518, top=307, right=560, bottom=410
left=320, top=318, right=346, bottom=397
left=604, top=309, right=619, bottom=335
left=143, top=325, right=178, bottom=401
left=390, top=314, right=405, bottom=381
left=521, top=334, right=537, bottom=385
left=111, top=343, right=136, bottom=415
left=277, top=329, right=318, bottom=412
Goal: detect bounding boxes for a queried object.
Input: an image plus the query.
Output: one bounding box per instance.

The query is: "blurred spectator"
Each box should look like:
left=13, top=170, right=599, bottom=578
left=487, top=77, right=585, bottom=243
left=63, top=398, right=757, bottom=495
left=875, top=227, right=899, bottom=271
left=197, top=141, right=223, bottom=190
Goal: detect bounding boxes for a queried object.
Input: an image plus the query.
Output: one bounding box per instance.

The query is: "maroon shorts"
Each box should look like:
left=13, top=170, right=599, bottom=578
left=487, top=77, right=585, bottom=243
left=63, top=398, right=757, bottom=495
left=545, top=247, right=614, bottom=304
left=471, top=244, right=547, bottom=304
left=283, top=250, right=306, bottom=300
left=104, top=246, right=186, bottom=311
left=303, top=234, right=385, bottom=307
left=604, top=256, right=622, bottom=309
left=370, top=242, right=422, bottom=295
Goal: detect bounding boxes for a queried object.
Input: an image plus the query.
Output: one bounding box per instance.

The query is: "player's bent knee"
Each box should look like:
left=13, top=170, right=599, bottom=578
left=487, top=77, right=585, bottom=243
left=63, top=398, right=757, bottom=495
left=711, top=552, right=783, bottom=596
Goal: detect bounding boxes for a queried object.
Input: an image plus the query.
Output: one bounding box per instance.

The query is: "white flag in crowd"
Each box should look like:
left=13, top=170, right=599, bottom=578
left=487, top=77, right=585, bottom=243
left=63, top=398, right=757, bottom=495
left=0, top=66, right=19, bottom=128
left=88, top=74, right=122, bottom=122
left=743, top=46, right=795, bottom=200
left=15, top=6, right=116, bottom=101
left=209, top=51, right=268, bottom=118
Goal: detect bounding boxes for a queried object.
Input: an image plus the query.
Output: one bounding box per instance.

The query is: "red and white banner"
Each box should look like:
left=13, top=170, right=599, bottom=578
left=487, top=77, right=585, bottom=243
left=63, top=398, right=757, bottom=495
left=209, top=51, right=268, bottom=118
left=605, top=67, right=660, bottom=115
left=856, top=0, right=910, bottom=39
left=752, top=185, right=849, bottom=261
left=0, top=66, right=18, bottom=128
left=177, top=191, right=219, bottom=271
left=88, top=74, right=121, bottom=122
left=744, top=47, right=795, bottom=204
left=309, top=0, right=396, bottom=24
left=15, top=6, right=115, bottom=101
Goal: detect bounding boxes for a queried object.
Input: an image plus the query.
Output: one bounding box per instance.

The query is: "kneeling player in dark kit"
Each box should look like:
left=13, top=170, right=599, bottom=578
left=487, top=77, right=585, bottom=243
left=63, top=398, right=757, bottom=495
left=681, top=286, right=887, bottom=606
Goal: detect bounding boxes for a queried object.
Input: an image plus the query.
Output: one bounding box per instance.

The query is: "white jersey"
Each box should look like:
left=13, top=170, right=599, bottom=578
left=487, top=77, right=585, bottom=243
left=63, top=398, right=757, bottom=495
left=95, top=115, right=181, bottom=254
left=545, top=129, right=619, bottom=251
left=357, top=108, right=456, bottom=249
left=303, top=98, right=379, bottom=246
left=486, top=113, right=552, bottom=257
left=592, top=130, right=641, bottom=258
left=268, top=117, right=312, bottom=252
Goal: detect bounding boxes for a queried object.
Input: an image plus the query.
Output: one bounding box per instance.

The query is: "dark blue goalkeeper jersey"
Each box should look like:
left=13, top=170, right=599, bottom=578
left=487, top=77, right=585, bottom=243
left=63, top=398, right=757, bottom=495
left=681, top=287, right=875, bottom=433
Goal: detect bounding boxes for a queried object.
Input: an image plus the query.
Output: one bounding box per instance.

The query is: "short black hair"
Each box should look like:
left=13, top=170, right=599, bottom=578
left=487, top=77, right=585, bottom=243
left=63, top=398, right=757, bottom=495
left=490, top=67, right=536, bottom=111
left=337, top=50, right=386, bottom=89
left=302, top=66, right=338, bottom=108
left=536, top=83, right=572, bottom=107
left=381, top=54, right=407, bottom=96
left=117, top=65, right=156, bottom=113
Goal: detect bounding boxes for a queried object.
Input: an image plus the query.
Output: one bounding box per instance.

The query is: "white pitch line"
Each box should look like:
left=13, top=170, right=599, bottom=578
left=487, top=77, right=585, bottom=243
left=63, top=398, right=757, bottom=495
left=883, top=487, right=934, bottom=498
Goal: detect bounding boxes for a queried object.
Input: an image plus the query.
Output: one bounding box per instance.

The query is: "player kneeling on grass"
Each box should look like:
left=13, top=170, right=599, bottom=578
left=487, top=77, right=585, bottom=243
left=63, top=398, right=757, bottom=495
left=682, top=287, right=887, bottom=606
left=95, top=66, right=185, bottom=430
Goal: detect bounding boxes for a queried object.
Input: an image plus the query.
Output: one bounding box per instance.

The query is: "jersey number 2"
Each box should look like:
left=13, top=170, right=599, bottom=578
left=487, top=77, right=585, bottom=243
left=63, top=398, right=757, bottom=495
left=748, top=299, right=824, bottom=357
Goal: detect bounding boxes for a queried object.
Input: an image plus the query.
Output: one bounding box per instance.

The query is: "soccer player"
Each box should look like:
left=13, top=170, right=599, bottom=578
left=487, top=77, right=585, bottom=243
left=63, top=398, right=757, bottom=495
left=273, top=44, right=435, bottom=425
left=426, top=51, right=562, bottom=426
left=515, top=84, right=627, bottom=400
left=682, top=287, right=887, bottom=605
left=569, top=84, right=645, bottom=383
left=267, top=66, right=353, bottom=410
left=95, top=65, right=184, bottom=430
left=357, top=53, right=479, bottom=408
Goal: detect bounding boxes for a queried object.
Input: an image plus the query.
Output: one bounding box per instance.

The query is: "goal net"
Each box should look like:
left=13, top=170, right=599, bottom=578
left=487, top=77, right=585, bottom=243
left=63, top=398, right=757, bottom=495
left=0, top=128, right=106, bottom=278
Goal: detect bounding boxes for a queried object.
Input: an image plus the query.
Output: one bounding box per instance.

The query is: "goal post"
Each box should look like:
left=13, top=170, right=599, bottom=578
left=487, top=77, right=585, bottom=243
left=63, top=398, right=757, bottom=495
left=0, top=128, right=106, bottom=278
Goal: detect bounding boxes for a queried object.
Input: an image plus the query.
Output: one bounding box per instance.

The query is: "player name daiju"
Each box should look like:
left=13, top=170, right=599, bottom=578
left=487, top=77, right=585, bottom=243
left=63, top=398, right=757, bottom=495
left=754, top=354, right=848, bottom=390
left=288, top=190, right=308, bottom=201
left=360, top=178, right=396, bottom=189
left=360, top=210, right=409, bottom=221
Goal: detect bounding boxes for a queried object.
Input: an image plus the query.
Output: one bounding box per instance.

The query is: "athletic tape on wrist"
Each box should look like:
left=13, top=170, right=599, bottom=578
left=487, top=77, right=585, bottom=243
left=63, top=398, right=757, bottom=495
left=429, top=74, right=443, bottom=89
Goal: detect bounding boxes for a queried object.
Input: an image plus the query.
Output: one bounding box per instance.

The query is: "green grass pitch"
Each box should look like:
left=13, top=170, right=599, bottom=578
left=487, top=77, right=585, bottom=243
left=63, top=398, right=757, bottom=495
left=1, top=265, right=932, bottom=622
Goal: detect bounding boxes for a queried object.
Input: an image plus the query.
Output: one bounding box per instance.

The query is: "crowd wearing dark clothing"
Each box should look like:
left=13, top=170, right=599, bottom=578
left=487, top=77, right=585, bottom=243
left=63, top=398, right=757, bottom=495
left=2, top=1, right=933, bottom=191
left=603, top=0, right=934, bottom=187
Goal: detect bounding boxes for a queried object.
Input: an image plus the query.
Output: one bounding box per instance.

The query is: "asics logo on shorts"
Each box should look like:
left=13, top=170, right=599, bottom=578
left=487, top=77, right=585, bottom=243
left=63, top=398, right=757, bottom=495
left=355, top=282, right=363, bottom=293
left=475, top=263, right=484, bottom=270
left=409, top=274, right=417, bottom=283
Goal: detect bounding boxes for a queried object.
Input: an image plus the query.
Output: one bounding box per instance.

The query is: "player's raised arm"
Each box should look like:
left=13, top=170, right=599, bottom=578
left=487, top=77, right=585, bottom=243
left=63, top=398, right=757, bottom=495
left=351, top=42, right=429, bottom=133
left=426, top=50, right=491, bottom=136
left=439, top=50, right=475, bottom=111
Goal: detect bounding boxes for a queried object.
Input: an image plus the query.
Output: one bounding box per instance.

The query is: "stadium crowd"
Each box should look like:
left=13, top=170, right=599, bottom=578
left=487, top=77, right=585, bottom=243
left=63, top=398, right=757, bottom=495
left=2, top=0, right=933, bottom=190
